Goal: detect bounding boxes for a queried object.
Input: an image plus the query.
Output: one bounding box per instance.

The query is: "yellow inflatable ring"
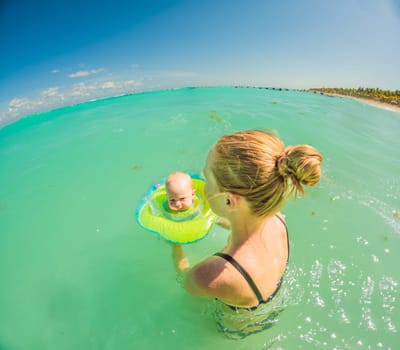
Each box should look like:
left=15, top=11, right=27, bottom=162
left=135, top=173, right=217, bottom=244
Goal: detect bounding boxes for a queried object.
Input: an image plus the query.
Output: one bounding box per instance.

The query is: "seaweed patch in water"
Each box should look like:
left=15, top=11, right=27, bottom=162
left=131, top=164, right=143, bottom=171
left=0, top=202, right=9, bottom=211
left=208, top=111, right=223, bottom=122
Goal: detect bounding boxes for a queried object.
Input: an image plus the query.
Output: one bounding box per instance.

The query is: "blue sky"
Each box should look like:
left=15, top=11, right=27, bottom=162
left=1, top=0, right=399, bottom=126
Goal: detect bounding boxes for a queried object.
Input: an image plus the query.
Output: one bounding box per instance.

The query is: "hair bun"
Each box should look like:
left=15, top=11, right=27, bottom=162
left=276, top=152, right=291, bottom=178
left=276, top=145, right=322, bottom=195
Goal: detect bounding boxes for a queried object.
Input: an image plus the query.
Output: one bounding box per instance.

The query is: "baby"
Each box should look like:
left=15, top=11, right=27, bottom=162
left=165, top=171, right=196, bottom=211
left=165, top=171, right=230, bottom=228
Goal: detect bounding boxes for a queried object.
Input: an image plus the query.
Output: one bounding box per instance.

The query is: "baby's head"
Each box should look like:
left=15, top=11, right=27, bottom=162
left=166, top=172, right=195, bottom=211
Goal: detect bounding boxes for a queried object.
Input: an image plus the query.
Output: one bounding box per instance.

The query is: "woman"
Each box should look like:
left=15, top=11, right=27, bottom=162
left=172, top=129, right=322, bottom=337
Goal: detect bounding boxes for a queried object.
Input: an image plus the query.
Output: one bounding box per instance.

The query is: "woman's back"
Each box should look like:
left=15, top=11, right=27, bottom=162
left=199, top=214, right=289, bottom=309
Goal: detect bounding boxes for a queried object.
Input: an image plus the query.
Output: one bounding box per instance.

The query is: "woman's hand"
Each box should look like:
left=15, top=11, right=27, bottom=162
left=171, top=244, right=208, bottom=297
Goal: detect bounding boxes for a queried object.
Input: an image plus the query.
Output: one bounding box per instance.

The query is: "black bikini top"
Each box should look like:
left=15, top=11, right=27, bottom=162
left=213, top=215, right=289, bottom=311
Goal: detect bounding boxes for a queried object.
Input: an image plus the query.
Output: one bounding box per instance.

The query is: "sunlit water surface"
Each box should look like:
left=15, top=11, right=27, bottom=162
left=0, top=87, right=399, bottom=349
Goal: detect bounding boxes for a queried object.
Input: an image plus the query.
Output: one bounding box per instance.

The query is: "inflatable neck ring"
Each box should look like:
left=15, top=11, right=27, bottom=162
left=135, top=173, right=216, bottom=244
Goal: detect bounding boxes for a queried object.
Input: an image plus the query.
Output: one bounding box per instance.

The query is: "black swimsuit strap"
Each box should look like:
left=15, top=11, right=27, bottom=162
left=213, top=252, right=264, bottom=303
left=275, top=214, right=290, bottom=259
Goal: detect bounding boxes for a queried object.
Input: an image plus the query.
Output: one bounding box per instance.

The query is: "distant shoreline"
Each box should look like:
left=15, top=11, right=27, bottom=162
left=307, top=87, right=400, bottom=113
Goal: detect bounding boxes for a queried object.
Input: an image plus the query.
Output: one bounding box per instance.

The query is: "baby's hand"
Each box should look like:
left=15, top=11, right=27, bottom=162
left=216, top=217, right=231, bottom=229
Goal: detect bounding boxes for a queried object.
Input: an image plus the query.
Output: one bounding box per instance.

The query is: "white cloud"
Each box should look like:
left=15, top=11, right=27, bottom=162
left=69, top=71, right=90, bottom=78
left=6, top=88, right=64, bottom=116
left=124, top=80, right=139, bottom=87
left=68, top=80, right=143, bottom=100
left=100, top=81, right=116, bottom=89
left=51, top=69, right=60, bottom=74
left=71, top=82, right=94, bottom=97
left=96, top=80, right=141, bottom=90
left=68, top=68, right=105, bottom=78
left=41, top=87, right=60, bottom=97
left=1, top=77, right=144, bottom=127
left=8, top=97, right=36, bottom=113
left=1, top=68, right=199, bottom=125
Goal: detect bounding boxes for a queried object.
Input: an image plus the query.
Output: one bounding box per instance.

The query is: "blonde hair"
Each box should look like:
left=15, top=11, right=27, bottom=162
left=210, top=130, right=322, bottom=216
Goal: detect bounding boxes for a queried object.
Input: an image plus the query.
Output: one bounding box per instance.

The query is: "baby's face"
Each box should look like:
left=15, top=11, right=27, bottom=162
left=167, top=182, right=195, bottom=211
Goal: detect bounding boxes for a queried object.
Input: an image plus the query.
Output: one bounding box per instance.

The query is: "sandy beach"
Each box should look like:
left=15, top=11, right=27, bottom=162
left=350, top=96, right=400, bottom=113
left=324, top=93, right=400, bottom=113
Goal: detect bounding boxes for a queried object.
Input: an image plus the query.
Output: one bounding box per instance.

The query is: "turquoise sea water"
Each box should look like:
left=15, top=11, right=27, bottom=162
left=0, top=87, right=399, bottom=349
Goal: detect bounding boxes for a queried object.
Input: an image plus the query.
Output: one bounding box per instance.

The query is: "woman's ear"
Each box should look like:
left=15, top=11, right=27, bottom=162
left=226, top=192, right=240, bottom=209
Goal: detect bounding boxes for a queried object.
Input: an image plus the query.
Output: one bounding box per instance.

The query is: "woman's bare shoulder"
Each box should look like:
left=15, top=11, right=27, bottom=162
left=184, top=256, right=229, bottom=297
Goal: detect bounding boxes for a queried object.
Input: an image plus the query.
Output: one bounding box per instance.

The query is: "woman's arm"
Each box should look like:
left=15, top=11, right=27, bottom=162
left=171, top=244, right=190, bottom=272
